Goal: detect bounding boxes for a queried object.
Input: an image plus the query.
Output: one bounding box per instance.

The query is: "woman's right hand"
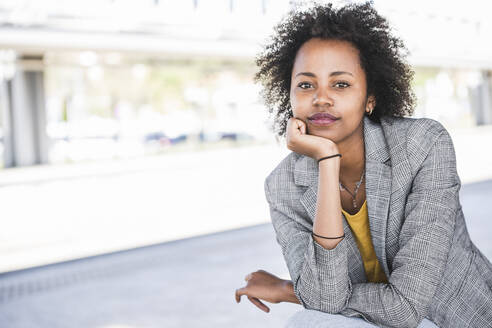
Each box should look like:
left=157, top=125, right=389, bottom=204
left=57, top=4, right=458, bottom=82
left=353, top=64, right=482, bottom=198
left=285, top=117, right=339, bottom=160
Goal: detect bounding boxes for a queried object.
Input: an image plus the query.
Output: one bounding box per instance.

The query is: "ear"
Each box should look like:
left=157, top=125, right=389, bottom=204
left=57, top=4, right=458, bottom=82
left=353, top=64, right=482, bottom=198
left=366, top=95, right=376, bottom=113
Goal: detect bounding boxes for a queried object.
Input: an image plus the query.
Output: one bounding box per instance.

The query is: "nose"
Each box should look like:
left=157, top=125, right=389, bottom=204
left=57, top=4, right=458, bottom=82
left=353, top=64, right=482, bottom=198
left=312, top=88, right=333, bottom=107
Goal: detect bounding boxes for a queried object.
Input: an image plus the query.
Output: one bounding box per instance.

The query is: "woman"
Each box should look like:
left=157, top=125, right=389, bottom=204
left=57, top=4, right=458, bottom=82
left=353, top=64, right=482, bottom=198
left=234, top=2, right=492, bottom=328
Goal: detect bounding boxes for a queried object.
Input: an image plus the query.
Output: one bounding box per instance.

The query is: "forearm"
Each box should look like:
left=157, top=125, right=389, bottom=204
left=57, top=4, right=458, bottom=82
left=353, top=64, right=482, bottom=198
left=313, top=156, right=343, bottom=250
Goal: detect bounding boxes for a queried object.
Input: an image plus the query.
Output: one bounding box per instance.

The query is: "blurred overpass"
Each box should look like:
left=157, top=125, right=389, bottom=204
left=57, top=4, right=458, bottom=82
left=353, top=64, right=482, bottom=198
left=1, top=0, right=492, bottom=167
left=0, top=0, right=491, bottom=64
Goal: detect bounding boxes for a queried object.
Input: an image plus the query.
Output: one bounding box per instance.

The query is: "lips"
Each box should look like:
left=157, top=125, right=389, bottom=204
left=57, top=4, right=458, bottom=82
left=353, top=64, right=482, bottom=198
left=308, top=112, right=339, bottom=121
left=307, top=112, right=339, bottom=127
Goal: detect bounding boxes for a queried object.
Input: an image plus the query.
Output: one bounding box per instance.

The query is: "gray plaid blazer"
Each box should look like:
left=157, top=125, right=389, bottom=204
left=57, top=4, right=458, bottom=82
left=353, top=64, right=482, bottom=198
left=264, top=115, right=492, bottom=328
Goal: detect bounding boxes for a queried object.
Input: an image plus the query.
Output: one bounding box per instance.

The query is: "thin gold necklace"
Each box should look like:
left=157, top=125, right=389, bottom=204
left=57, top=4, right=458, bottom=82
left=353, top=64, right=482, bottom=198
left=339, top=167, right=365, bottom=209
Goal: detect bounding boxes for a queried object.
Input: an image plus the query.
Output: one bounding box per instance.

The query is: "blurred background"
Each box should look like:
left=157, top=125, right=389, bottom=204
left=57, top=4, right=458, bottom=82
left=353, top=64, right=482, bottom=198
left=0, top=0, right=491, bottom=327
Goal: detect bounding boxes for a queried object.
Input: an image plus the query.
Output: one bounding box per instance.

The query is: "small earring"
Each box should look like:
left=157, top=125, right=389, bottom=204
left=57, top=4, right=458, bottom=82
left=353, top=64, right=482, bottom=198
left=367, top=107, right=373, bottom=115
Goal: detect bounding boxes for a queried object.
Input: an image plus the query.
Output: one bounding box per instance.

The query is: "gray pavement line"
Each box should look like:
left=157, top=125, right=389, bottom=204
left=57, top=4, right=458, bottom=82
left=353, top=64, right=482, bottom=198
left=0, top=223, right=267, bottom=304
left=0, top=250, right=170, bottom=304
left=0, top=238, right=190, bottom=303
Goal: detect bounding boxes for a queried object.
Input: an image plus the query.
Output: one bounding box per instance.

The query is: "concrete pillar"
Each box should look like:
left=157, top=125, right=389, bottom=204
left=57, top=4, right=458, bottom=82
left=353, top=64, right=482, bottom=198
left=470, top=70, right=492, bottom=126
left=3, top=55, right=49, bottom=168
left=1, top=75, right=13, bottom=167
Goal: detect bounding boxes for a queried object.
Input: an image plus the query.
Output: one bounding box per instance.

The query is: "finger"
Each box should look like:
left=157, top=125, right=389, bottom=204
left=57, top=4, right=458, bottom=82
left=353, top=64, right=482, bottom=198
left=298, top=120, right=306, bottom=134
left=293, top=117, right=304, bottom=126
left=247, top=296, right=270, bottom=313
left=293, top=118, right=306, bottom=133
left=235, top=287, right=246, bottom=303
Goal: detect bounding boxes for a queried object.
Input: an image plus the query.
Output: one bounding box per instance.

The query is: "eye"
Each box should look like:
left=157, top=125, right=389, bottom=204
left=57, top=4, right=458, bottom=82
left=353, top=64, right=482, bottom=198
left=334, top=81, right=350, bottom=89
left=297, top=82, right=313, bottom=89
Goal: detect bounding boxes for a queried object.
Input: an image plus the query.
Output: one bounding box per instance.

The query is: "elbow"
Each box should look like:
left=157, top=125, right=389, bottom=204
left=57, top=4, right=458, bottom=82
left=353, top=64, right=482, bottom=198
left=320, top=296, right=349, bottom=314
left=319, top=284, right=350, bottom=314
left=295, top=276, right=350, bottom=314
left=301, top=292, right=349, bottom=314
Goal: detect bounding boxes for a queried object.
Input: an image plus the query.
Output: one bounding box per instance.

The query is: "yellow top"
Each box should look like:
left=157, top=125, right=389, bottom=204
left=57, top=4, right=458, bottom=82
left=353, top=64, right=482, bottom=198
left=341, top=200, right=388, bottom=283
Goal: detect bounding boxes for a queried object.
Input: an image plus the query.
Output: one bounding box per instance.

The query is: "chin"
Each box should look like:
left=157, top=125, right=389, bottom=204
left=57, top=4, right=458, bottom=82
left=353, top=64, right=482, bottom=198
left=308, top=128, right=338, bottom=142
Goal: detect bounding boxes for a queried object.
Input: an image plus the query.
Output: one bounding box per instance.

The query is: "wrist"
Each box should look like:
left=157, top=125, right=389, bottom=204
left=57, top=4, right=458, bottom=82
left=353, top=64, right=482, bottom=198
left=317, top=154, right=342, bottom=167
left=315, top=144, right=339, bottom=161
left=281, top=279, right=302, bottom=304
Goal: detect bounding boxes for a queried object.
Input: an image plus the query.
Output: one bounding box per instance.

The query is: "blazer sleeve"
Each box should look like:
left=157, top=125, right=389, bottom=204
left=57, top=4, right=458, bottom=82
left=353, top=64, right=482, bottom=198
left=264, top=179, right=352, bottom=313
left=344, top=127, right=460, bottom=327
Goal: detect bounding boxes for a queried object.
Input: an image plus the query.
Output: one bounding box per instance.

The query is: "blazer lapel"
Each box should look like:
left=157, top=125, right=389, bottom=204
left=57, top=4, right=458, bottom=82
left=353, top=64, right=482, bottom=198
left=363, top=116, right=392, bottom=278
left=294, top=116, right=392, bottom=279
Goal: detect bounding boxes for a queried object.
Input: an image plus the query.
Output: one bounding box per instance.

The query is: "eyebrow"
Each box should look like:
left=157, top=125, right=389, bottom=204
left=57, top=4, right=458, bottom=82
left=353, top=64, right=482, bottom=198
left=294, top=71, right=354, bottom=78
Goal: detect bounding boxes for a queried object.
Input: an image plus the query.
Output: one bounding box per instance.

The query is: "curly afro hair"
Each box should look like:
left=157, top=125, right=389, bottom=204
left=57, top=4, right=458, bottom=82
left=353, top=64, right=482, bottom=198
left=255, top=1, right=416, bottom=137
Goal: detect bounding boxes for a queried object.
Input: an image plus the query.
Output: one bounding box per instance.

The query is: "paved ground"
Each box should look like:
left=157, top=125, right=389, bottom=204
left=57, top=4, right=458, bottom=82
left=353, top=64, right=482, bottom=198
left=0, top=179, right=490, bottom=328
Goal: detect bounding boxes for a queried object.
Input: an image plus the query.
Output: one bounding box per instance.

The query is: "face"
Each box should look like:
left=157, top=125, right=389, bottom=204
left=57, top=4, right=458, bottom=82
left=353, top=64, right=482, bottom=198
left=289, top=38, right=375, bottom=144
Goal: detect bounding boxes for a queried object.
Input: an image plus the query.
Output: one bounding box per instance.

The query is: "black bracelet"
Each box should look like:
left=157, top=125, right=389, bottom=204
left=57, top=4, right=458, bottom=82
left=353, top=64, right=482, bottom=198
left=317, top=153, right=342, bottom=164
left=312, top=232, right=345, bottom=240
